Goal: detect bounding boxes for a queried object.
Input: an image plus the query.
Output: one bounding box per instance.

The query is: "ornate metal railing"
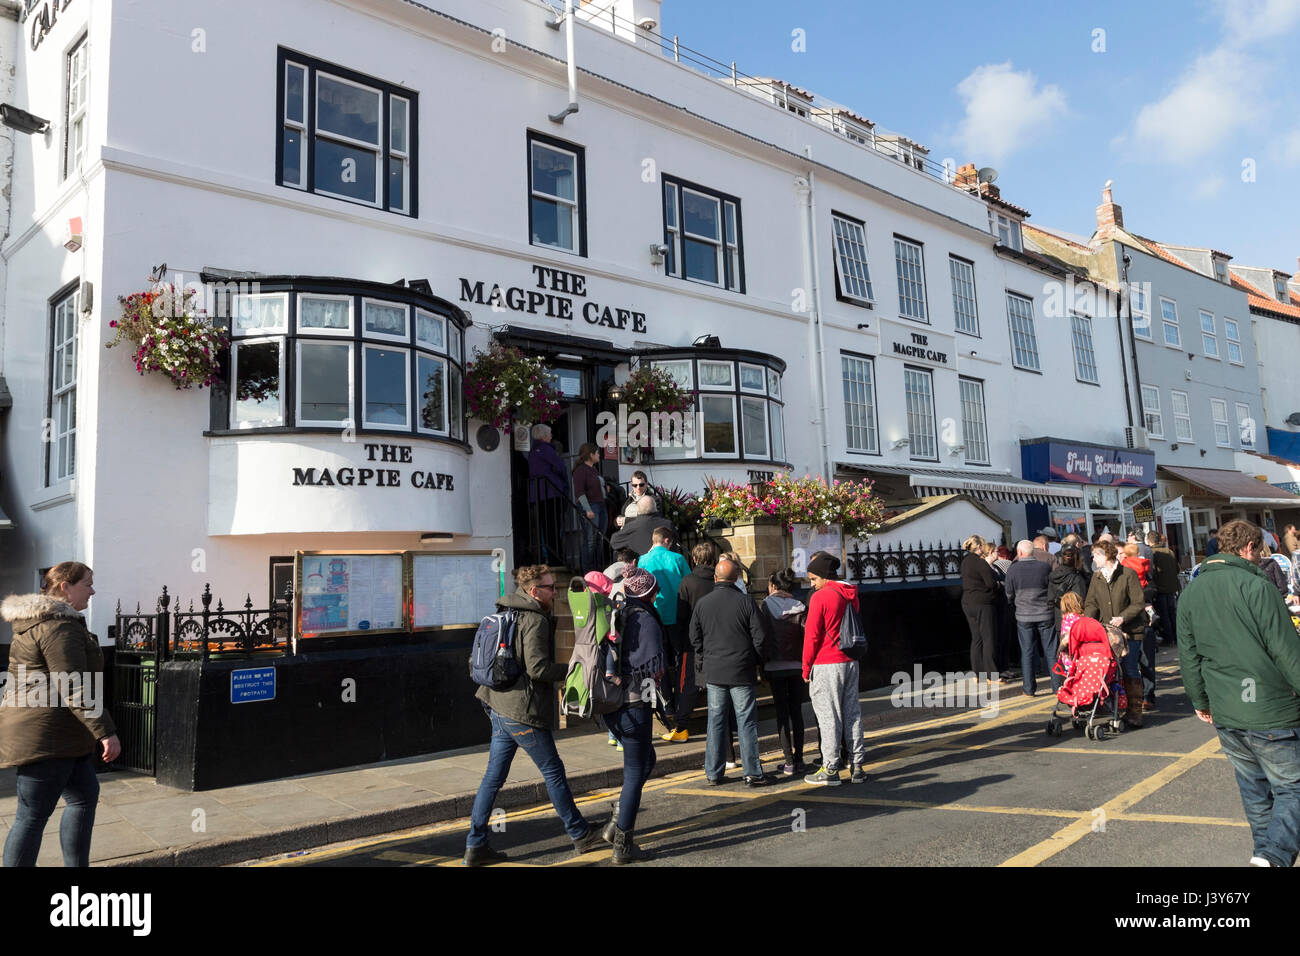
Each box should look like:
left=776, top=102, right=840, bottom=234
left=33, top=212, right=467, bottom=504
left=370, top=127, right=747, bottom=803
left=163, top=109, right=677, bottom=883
left=844, top=540, right=964, bottom=587
left=115, top=585, right=292, bottom=661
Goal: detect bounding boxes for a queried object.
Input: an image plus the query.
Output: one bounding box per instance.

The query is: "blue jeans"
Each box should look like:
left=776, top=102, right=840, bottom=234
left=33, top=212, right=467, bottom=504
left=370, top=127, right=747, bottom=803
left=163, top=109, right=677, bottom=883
left=1121, top=636, right=1143, bottom=679
left=1215, top=725, right=1300, bottom=867
left=466, top=708, right=589, bottom=849
left=581, top=502, right=607, bottom=573
left=1017, top=620, right=1058, bottom=694
left=3, top=753, right=100, bottom=867
left=605, top=702, right=656, bottom=830
left=705, top=684, right=762, bottom=779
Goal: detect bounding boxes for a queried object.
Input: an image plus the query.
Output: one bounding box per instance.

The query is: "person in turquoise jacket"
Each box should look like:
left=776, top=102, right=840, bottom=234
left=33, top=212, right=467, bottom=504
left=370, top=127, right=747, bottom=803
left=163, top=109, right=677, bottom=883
left=1178, top=519, right=1300, bottom=868
left=636, top=526, right=690, bottom=628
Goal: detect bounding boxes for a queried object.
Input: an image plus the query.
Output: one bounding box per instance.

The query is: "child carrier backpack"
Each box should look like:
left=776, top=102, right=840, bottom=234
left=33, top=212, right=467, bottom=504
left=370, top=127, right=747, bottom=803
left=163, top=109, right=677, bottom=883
left=562, top=579, right=624, bottom=719
left=469, top=610, right=521, bottom=690
left=837, top=592, right=868, bottom=661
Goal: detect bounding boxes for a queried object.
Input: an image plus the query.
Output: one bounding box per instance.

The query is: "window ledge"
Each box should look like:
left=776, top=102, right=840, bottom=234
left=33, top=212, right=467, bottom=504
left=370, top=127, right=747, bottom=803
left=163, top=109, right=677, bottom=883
left=204, top=428, right=473, bottom=453
left=31, top=481, right=75, bottom=512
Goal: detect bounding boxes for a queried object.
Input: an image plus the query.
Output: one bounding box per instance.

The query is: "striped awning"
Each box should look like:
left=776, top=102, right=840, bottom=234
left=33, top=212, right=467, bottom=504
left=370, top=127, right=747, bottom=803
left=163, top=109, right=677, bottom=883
left=838, top=463, right=1084, bottom=507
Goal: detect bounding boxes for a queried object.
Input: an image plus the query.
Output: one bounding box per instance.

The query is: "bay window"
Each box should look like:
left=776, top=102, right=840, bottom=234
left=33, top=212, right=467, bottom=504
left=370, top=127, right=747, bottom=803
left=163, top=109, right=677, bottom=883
left=645, top=351, right=784, bottom=463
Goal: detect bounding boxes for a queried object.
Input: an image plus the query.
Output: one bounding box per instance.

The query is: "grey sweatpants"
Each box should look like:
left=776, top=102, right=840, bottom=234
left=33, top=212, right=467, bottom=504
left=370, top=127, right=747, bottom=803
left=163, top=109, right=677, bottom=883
left=810, top=661, right=867, bottom=770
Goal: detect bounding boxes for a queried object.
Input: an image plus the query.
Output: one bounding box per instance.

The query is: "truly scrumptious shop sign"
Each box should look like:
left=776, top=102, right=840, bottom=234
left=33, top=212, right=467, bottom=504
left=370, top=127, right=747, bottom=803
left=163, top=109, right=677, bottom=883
left=458, top=265, right=649, bottom=334
left=1044, top=442, right=1154, bottom=487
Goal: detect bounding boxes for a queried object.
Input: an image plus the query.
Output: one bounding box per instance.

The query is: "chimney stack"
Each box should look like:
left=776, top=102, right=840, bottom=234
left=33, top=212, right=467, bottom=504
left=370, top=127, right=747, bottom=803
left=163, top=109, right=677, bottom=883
left=1096, top=184, right=1123, bottom=239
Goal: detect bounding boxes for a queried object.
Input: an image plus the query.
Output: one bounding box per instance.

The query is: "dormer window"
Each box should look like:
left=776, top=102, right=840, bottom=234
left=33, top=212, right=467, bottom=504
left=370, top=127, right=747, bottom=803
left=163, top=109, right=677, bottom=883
left=1277, top=277, right=1290, bottom=302
left=991, top=211, right=1022, bottom=252
left=1213, top=259, right=1227, bottom=283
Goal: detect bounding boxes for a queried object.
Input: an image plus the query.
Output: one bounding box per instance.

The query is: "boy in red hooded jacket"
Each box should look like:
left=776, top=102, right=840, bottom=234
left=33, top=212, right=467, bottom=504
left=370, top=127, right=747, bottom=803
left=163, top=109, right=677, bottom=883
left=802, top=551, right=868, bottom=786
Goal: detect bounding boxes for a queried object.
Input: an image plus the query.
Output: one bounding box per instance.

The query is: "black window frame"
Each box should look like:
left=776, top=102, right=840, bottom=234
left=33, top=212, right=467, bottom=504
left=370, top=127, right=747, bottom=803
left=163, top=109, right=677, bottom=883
left=207, top=276, right=469, bottom=451
left=275, top=47, right=419, bottom=217
left=661, top=174, right=746, bottom=294
left=830, top=210, right=874, bottom=310
left=526, top=130, right=588, bottom=257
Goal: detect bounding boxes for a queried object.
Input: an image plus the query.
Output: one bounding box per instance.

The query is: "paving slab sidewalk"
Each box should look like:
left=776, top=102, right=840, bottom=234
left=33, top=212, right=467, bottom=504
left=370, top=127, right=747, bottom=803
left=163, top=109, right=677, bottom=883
left=0, top=680, right=1004, bottom=867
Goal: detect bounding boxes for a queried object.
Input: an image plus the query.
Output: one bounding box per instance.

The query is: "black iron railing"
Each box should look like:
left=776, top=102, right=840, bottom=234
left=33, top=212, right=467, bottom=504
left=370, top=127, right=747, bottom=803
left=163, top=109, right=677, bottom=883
left=845, top=540, right=964, bottom=587
left=525, top=475, right=613, bottom=572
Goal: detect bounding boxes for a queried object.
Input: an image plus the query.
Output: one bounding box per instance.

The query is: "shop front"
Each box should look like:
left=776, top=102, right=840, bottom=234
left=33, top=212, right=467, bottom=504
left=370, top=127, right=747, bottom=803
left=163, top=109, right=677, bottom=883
left=1020, top=438, right=1157, bottom=543
left=1155, top=463, right=1300, bottom=560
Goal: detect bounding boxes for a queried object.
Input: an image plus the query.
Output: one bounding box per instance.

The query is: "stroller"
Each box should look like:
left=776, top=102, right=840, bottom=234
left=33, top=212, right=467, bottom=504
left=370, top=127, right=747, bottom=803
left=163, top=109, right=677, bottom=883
left=1045, top=616, right=1126, bottom=741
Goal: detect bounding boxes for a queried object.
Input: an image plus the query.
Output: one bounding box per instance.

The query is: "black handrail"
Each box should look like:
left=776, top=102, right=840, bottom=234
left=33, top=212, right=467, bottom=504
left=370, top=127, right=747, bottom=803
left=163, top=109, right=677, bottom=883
left=526, top=475, right=613, bottom=572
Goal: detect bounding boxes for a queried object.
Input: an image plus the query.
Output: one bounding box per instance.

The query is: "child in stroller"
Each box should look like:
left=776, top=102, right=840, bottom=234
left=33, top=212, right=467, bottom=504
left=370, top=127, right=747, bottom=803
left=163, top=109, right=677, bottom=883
left=1046, top=593, right=1127, bottom=741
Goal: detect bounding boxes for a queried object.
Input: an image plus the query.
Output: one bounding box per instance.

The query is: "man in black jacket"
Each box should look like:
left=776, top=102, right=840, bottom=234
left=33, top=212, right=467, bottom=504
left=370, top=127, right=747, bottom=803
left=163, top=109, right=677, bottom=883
left=690, top=559, right=769, bottom=786
left=608, top=496, right=673, bottom=557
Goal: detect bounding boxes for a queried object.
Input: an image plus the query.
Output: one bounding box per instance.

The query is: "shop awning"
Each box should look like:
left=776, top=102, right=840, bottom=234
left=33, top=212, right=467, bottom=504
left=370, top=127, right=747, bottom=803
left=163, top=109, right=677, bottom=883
left=1159, top=464, right=1300, bottom=506
left=837, top=463, right=1084, bottom=506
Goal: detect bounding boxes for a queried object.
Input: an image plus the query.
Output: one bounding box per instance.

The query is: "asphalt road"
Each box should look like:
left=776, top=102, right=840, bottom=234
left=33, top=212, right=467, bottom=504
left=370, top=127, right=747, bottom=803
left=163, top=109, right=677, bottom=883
left=253, top=647, right=1257, bottom=868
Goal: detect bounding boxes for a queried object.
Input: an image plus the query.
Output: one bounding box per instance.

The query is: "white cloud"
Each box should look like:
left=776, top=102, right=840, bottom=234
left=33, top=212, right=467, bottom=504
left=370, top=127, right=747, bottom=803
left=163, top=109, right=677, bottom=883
left=1282, top=128, right=1300, bottom=166
left=1129, top=49, right=1262, bottom=162
left=1215, top=0, right=1300, bottom=45
left=952, top=62, right=1067, bottom=164
left=1192, top=175, right=1226, bottom=198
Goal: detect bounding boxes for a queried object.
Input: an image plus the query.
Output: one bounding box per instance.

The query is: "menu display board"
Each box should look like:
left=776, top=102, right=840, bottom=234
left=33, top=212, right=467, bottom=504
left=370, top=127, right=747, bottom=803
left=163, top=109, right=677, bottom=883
left=412, top=554, right=505, bottom=629
left=299, top=554, right=403, bottom=635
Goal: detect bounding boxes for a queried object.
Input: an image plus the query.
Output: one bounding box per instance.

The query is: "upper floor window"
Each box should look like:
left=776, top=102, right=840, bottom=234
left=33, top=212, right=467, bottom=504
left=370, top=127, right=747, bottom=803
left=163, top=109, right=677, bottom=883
left=64, top=35, right=89, bottom=179
left=1200, top=310, right=1219, bottom=359
left=1210, top=398, right=1231, bottom=447
left=1160, top=298, right=1181, bottom=347
left=662, top=177, right=743, bottom=292
left=841, top=353, right=878, bottom=454
left=1005, top=292, right=1041, bottom=372
left=1277, top=277, right=1291, bottom=302
left=216, top=280, right=464, bottom=443
left=1171, top=389, right=1194, bottom=442
left=47, top=284, right=80, bottom=484
left=990, top=212, right=1022, bottom=252
left=958, top=376, right=989, bottom=465
left=903, top=367, right=937, bottom=460
left=528, top=132, right=585, bottom=256
left=277, top=49, right=417, bottom=216
left=1069, top=313, right=1099, bottom=384
left=1130, top=283, right=1152, bottom=339
left=893, top=236, right=928, bottom=322
left=831, top=213, right=874, bottom=306
left=1141, top=386, right=1163, bottom=439
left=1237, top=403, right=1255, bottom=449
left=1224, top=318, right=1243, bottom=364
left=949, top=255, right=979, bottom=335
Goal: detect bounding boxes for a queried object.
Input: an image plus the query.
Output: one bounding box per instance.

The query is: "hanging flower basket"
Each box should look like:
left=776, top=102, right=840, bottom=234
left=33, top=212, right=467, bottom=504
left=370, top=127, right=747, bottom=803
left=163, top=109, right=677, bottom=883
left=106, top=282, right=227, bottom=389
left=463, top=342, right=562, bottom=430
left=618, top=364, right=695, bottom=416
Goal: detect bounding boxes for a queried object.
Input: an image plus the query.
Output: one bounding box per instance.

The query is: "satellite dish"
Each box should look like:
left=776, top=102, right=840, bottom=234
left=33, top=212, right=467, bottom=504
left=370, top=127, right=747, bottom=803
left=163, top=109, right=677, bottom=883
left=977, top=167, right=998, bottom=184
left=1287, top=412, right=1300, bottom=427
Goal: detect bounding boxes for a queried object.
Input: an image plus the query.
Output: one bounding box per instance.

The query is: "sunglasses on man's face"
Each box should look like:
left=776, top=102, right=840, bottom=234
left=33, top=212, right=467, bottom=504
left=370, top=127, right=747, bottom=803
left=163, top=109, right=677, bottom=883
left=631, top=482, right=646, bottom=488
left=534, top=583, right=556, bottom=591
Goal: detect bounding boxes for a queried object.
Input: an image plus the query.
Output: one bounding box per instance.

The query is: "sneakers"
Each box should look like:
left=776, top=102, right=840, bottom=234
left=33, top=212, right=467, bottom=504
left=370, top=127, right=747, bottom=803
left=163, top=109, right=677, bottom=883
left=725, top=761, right=738, bottom=770
left=661, top=729, right=689, bottom=743
left=1249, top=856, right=1275, bottom=867
left=463, top=844, right=508, bottom=867
left=780, top=763, right=797, bottom=777
left=616, top=741, right=624, bottom=752
left=706, top=776, right=728, bottom=786
left=804, top=767, right=841, bottom=787
left=793, top=761, right=809, bottom=775
left=850, top=766, right=868, bottom=784
left=744, top=773, right=771, bottom=788
left=607, top=733, right=618, bottom=747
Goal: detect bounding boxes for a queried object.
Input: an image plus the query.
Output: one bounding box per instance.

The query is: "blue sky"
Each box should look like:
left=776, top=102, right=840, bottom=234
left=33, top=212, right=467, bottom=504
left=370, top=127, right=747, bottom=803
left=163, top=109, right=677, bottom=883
left=659, top=0, right=1300, bottom=274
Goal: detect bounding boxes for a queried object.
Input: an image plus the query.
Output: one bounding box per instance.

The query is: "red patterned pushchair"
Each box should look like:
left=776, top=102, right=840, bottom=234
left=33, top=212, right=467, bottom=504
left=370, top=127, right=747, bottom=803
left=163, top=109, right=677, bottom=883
left=1045, top=616, right=1126, bottom=742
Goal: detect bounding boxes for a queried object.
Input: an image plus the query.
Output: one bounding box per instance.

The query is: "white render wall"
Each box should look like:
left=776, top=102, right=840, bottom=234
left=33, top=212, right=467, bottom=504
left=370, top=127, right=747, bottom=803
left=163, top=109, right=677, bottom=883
left=2, top=0, right=1137, bottom=633
left=1251, top=313, right=1300, bottom=434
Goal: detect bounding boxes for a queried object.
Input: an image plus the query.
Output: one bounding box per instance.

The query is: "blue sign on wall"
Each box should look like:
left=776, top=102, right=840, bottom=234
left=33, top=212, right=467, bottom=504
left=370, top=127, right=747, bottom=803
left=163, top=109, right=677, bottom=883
left=1274, top=482, right=1300, bottom=495
left=1022, top=440, right=1156, bottom=487
left=231, top=667, right=276, bottom=704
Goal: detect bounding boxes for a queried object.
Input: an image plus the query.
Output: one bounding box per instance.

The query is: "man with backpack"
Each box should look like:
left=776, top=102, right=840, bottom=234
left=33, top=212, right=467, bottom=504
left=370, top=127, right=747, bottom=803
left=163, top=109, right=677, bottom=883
left=802, top=551, right=868, bottom=786
left=464, top=565, right=603, bottom=866
left=690, top=558, right=770, bottom=786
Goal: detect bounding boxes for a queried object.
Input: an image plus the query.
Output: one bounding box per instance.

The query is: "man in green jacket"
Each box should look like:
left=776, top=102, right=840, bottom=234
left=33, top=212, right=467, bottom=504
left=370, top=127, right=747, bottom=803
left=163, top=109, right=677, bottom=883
left=464, top=565, right=602, bottom=866
left=1178, top=519, right=1300, bottom=867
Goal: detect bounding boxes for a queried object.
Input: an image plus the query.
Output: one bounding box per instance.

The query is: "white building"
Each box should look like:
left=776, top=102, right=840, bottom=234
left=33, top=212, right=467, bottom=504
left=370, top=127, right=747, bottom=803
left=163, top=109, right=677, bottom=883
left=2, top=0, right=1143, bottom=639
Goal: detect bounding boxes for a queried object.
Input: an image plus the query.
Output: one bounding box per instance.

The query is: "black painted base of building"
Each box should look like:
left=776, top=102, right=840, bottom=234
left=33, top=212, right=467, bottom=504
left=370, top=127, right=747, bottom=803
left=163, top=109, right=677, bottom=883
left=856, top=584, right=970, bottom=689
left=154, top=632, right=485, bottom=791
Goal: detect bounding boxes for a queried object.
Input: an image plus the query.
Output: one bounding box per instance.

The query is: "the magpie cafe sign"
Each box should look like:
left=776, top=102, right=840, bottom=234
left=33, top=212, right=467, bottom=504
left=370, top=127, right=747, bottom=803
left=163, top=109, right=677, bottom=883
left=891, top=331, right=949, bottom=366
left=459, top=264, right=649, bottom=334
left=20, top=0, right=73, bottom=51
left=291, top=443, right=455, bottom=491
